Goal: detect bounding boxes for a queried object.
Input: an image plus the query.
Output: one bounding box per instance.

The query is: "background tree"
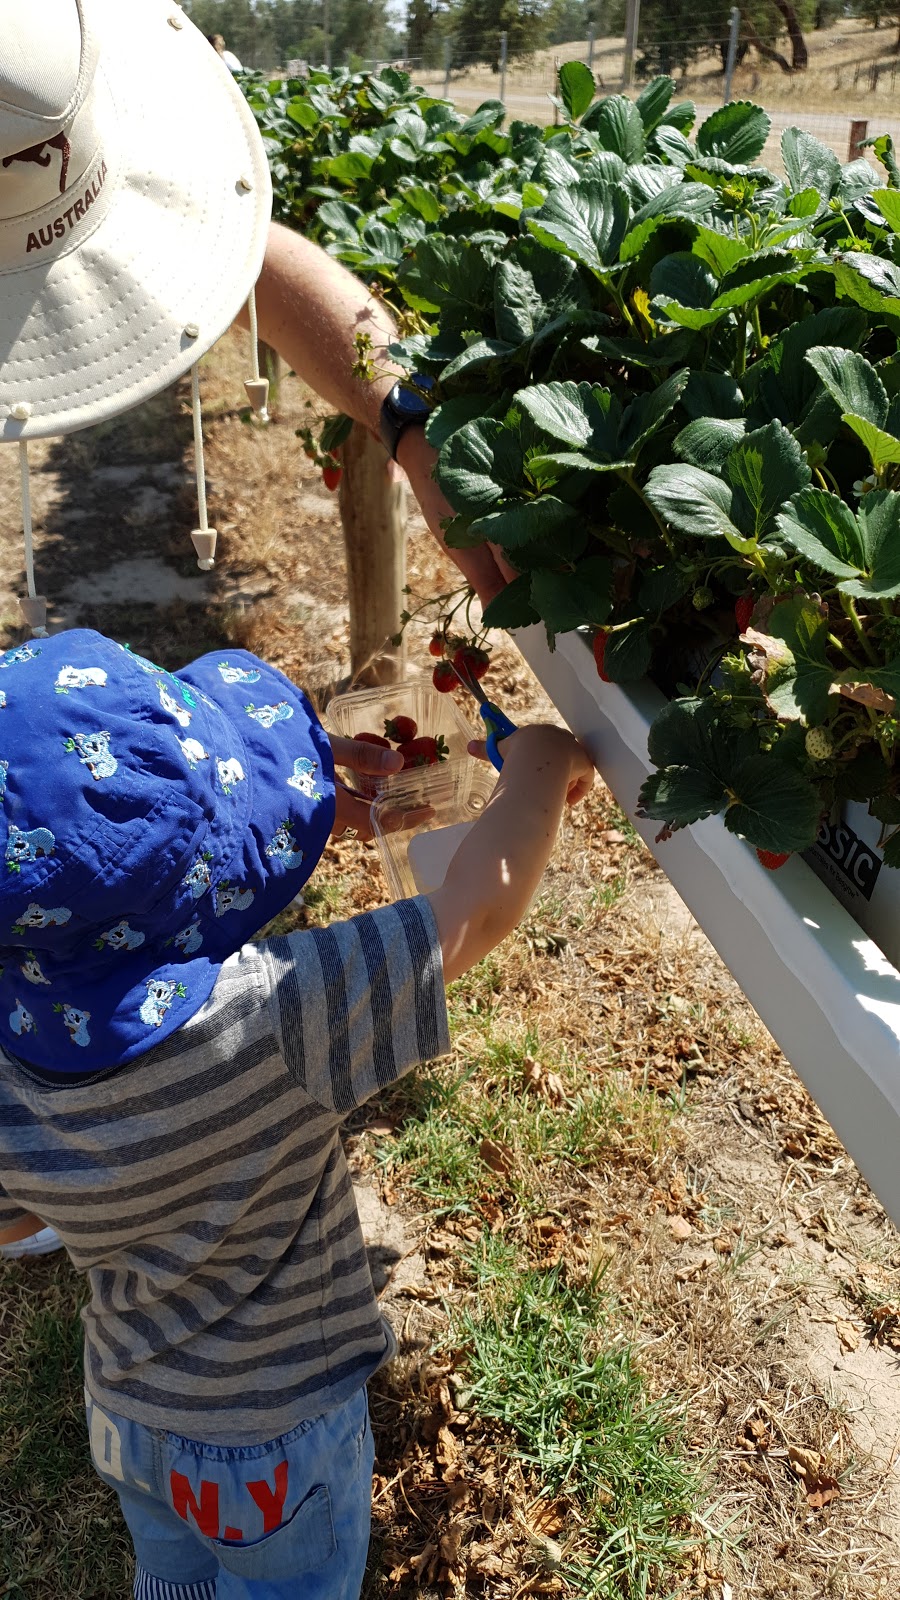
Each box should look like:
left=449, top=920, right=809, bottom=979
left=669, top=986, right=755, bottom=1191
left=630, top=0, right=831, bottom=77
left=446, top=0, right=558, bottom=68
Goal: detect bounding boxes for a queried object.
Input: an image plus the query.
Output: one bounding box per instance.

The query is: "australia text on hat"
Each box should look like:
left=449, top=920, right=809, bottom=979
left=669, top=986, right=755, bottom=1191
left=24, top=157, right=108, bottom=254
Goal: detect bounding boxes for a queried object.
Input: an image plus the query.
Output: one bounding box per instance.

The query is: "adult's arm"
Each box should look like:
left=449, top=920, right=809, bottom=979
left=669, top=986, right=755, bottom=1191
left=240, top=223, right=513, bottom=604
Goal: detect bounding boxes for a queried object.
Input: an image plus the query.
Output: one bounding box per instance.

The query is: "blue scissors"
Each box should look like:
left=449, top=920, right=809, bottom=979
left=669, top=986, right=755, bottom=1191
left=452, top=661, right=518, bottom=771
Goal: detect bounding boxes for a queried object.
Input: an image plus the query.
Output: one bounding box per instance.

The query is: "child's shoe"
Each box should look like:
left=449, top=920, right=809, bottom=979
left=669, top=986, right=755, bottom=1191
left=0, top=1226, right=63, bottom=1258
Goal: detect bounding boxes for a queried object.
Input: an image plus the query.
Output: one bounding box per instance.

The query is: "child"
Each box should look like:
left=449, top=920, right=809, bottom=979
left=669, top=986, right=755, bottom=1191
left=0, top=626, right=592, bottom=1600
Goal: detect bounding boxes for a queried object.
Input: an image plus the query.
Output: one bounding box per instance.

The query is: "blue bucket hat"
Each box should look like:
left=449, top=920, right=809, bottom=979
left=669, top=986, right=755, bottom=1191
left=0, top=629, right=335, bottom=1073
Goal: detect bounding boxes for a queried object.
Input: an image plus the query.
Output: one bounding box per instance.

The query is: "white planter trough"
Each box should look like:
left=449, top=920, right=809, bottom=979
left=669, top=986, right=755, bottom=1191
left=515, top=624, right=900, bottom=1232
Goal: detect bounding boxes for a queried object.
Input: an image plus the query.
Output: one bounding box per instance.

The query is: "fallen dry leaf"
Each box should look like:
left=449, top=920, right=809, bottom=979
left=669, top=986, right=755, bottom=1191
left=668, top=1214, right=694, bottom=1242
left=788, top=1444, right=841, bottom=1508
left=835, top=1317, right=860, bottom=1353
left=479, top=1136, right=513, bottom=1177
left=521, top=1056, right=567, bottom=1105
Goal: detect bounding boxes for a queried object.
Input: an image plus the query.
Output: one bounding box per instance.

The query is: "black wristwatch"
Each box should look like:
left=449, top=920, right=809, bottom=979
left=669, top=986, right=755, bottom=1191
left=379, top=374, right=433, bottom=461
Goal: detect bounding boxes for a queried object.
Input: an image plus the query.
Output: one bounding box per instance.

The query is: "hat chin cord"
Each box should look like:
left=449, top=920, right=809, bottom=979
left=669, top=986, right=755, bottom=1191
left=189, top=359, right=216, bottom=572
left=244, top=282, right=270, bottom=424
left=17, top=441, right=48, bottom=637
left=189, top=284, right=269, bottom=574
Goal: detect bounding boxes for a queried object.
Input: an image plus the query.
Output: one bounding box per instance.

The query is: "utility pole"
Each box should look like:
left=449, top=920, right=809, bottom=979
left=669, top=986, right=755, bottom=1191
left=323, top=0, right=331, bottom=67
left=623, top=0, right=640, bottom=90
left=442, top=37, right=451, bottom=98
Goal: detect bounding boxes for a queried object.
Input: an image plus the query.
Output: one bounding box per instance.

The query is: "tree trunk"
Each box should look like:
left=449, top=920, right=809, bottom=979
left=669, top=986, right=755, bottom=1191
left=772, top=0, right=809, bottom=71
left=338, top=424, right=407, bottom=686
left=745, top=20, right=792, bottom=74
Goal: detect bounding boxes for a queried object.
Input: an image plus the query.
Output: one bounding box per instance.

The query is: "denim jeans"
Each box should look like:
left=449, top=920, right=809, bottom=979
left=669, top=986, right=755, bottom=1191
left=85, top=1385, right=374, bottom=1600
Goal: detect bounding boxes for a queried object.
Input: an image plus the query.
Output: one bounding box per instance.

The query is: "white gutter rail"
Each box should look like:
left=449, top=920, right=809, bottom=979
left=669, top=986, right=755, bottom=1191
left=515, top=624, right=900, bottom=1231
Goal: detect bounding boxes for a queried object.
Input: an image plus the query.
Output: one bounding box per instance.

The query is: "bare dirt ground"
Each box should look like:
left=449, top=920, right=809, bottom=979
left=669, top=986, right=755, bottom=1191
left=3, top=332, right=900, bottom=1596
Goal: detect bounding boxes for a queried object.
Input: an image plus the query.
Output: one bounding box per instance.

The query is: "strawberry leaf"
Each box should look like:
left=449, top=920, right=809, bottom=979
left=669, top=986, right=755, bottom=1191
left=776, top=488, right=865, bottom=579
left=725, top=423, right=811, bottom=543
left=580, top=95, right=645, bottom=162
left=839, top=491, right=900, bottom=599
left=470, top=496, right=584, bottom=551
left=526, top=183, right=631, bottom=276
left=645, top=463, right=754, bottom=552
left=674, top=418, right=746, bottom=473
left=481, top=575, right=540, bottom=631
left=633, top=76, right=676, bottom=137
left=695, top=101, right=770, bottom=164
left=558, top=61, right=595, bottom=123
left=530, top=556, right=613, bottom=632
left=618, top=368, right=691, bottom=456
left=805, top=347, right=889, bottom=428
left=744, top=595, right=835, bottom=722
left=723, top=757, right=821, bottom=853
left=601, top=619, right=652, bottom=681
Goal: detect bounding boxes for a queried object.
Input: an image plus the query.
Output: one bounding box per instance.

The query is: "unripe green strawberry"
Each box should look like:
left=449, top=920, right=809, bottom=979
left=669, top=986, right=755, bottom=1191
left=692, top=586, right=714, bottom=611
left=805, top=726, right=834, bottom=762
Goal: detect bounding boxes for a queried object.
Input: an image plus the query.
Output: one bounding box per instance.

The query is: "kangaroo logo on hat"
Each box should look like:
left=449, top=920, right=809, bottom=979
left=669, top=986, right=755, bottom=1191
left=2, top=133, right=71, bottom=194
left=0, top=0, right=271, bottom=440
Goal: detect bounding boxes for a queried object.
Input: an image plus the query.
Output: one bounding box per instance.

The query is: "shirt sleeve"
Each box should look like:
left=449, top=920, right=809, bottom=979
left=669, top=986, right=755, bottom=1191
left=260, top=896, right=451, bottom=1114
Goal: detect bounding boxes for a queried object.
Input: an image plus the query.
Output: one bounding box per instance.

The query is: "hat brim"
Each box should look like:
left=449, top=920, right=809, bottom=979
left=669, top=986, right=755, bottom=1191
left=0, top=0, right=271, bottom=440
left=0, top=644, right=334, bottom=1075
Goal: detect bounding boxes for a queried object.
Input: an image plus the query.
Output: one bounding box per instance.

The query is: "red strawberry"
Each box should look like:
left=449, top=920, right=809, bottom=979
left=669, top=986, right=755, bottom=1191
left=322, top=463, right=342, bottom=491
left=356, top=731, right=390, bottom=749
left=756, top=848, right=791, bottom=871
left=428, top=634, right=444, bottom=658
left=735, top=595, right=754, bottom=633
left=593, top=629, right=611, bottom=682
left=433, top=661, right=456, bottom=693
left=384, top=715, right=417, bottom=744
left=452, top=644, right=490, bottom=681
left=399, top=734, right=448, bottom=768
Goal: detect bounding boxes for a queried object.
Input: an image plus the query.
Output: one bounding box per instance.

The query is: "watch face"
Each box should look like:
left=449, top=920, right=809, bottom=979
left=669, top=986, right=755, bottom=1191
left=393, top=380, right=432, bottom=420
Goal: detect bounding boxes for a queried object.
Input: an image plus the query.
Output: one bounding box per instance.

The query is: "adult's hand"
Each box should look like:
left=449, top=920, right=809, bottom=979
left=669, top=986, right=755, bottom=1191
left=395, top=426, right=517, bottom=609
left=329, top=734, right=403, bottom=842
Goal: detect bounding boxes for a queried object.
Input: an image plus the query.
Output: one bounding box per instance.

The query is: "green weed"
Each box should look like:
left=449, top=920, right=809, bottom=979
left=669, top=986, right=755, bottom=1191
left=455, top=1244, right=704, bottom=1599
left=0, top=1256, right=132, bottom=1597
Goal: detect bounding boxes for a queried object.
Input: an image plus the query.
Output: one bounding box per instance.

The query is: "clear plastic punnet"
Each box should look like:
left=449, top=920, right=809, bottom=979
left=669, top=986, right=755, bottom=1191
left=372, top=760, right=496, bottom=900
left=325, top=681, right=476, bottom=797
left=326, top=679, right=492, bottom=894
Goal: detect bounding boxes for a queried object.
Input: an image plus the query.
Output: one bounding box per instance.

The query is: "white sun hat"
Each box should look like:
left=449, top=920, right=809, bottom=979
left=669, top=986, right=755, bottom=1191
left=0, top=0, right=272, bottom=442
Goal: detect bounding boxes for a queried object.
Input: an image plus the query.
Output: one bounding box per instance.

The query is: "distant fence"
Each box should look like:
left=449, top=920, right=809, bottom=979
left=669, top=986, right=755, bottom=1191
left=276, top=14, right=900, bottom=173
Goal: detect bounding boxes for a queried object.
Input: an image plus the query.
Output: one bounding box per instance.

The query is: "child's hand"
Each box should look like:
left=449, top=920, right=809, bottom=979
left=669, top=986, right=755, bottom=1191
left=467, top=724, right=594, bottom=806
left=329, top=734, right=403, bottom=840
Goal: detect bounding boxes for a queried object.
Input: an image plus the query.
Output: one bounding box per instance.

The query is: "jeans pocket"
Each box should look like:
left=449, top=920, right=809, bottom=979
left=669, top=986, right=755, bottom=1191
left=209, top=1482, right=336, bottom=1580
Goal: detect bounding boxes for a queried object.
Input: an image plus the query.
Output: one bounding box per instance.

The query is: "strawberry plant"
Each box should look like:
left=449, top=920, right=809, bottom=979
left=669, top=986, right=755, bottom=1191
left=245, top=59, right=900, bottom=866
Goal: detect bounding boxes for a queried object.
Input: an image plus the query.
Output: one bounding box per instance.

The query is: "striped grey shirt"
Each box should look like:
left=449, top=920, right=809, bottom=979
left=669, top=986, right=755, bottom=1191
left=0, top=897, right=449, bottom=1444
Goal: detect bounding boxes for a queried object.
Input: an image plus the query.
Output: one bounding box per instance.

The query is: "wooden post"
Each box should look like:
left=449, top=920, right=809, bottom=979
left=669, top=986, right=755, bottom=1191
left=339, top=424, right=407, bottom=685
left=849, top=118, right=868, bottom=162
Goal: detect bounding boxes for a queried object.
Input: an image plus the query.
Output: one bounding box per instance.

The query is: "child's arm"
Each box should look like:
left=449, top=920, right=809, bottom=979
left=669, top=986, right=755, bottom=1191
left=0, top=1212, right=45, bottom=1246
left=428, top=724, right=594, bottom=983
